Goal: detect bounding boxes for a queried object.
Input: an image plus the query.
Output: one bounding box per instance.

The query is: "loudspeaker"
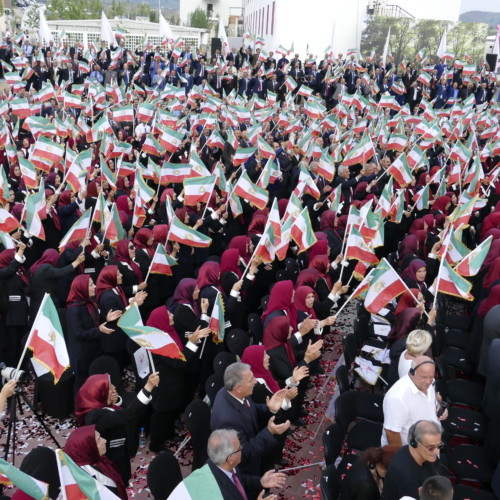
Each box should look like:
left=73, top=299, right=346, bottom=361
left=211, top=37, right=222, bottom=59
left=485, top=53, right=498, bottom=72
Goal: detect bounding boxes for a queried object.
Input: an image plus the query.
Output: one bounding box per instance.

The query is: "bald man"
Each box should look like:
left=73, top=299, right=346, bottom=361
left=381, top=356, right=447, bottom=447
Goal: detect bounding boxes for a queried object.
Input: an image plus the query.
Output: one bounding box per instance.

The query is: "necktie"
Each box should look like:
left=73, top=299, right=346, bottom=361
left=244, top=399, right=250, bottom=408
left=231, top=472, right=248, bottom=500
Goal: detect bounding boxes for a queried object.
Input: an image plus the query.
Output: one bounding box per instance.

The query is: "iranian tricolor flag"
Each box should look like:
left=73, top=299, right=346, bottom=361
left=233, top=171, right=269, bottom=210
left=59, top=209, right=91, bottom=251
left=454, top=236, right=492, bottom=277
left=449, top=141, right=471, bottom=163
left=63, top=91, right=81, bottom=109
left=65, top=157, right=87, bottom=193
left=349, top=268, right=376, bottom=300
left=25, top=188, right=46, bottom=240
left=159, top=127, right=184, bottom=153
left=257, top=136, right=276, bottom=160
left=113, top=104, right=134, bottom=122
left=56, top=449, right=120, bottom=500
left=183, top=175, right=216, bottom=206
left=342, top=133, right=375, bottom=166
left=209, top=292, right=225, bottom=343
left=31, top=136, right=64, bottom=164
left=104, top=203, right=126, bottom=247
left=0, top=458, right=48, bottom=500
left=328, top=183, right=342, bottom=212
left=169, top=215, right=212, bottom=248
left=387, top=154, right=414, bottom=187
left=436, top=257, right=473, bottom=301
left=345, top=226, right=379, bottom=265
left=318, top=150, right=336, bottom=182
left=168, top=463, right=224, bottom=500
left=160, top=162, right=192, bottom=184
left=412, top=183, right=430, bottom=211
left=148, top=244, right=177, bottom=276
left=406, top=144, right=425, bottom=169
left=233, top=147, right=257, bottom=166
left=136, top=102, right=155, bottom=123
left=290, top=207, right=317, bottom=253
left=0, top=207, right=21, bottom=233
left=190, top=151, right=211, bottom=177
left=386, top=133, right=407, bottom=152
left=376, top=177, right=393, bottom=217
left=206, top=130, right=225, bottom=149
left=363, top=258, right=407, bottom=314
left=450, top=195, right=478, bottom=228
left=101, top=158, right=117, bottom=189
left=18, top=156, right=37, bottom=190
left=417, top=72, right=432, bottom=86
left=25, top=294, right=69, bottom=383
left=379, top=94, right=401, bottom=112
left=284, top=75, right=298, bottom=91
left=276, top=216, right=293, bottom=261
left=254, top=218, right=276, bottom=264
left=119, top=304, right=185, bottom=360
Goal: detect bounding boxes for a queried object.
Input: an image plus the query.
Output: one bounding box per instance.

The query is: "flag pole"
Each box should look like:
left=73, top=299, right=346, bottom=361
left=15, top=293, right=50, bottom=375
left=147, top=349, right=156, bottom=373
left=200, top=182, right=216, bottom=219
left=334, top=270, right=375, bottom=319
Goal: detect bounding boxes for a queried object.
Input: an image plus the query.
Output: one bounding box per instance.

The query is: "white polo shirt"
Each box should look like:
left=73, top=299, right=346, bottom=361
left=381, top=374, right=439, bottom=446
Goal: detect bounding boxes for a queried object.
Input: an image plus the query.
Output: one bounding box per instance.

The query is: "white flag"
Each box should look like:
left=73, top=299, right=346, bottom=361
left=382, top=27, right=391, bottom=67
left=218, top=18, right=230, bottom=56
left=39, top=9, right=54, bottom=44
left=159, top=12, right=174, bottom=42
left=101, top=11, right=117, bottom=47
left=437, top=28, right=447, bottom=59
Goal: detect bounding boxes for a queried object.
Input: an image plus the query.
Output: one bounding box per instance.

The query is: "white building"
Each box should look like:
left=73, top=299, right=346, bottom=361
left=179, top=0, right=243, bottom=34
left=243, top=0, right=461, bottom=58
left=41, top=18, right=209, bottom=52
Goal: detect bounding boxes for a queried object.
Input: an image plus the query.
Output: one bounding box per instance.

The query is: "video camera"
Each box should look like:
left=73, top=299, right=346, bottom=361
left=0, top=362, right=27, bottom=384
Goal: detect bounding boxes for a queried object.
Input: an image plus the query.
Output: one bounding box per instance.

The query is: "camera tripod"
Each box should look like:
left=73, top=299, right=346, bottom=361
left=3, top=385, right=61, bottom=466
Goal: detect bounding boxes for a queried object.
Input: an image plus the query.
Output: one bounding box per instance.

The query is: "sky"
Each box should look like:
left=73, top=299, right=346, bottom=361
left=460, top=0, right=500, bottom=12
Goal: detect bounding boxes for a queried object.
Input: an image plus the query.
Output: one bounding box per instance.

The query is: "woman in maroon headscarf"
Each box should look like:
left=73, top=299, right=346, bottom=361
left=387, top=308, right=424, bottom=345
left=294, top=285, right=338, bottom=326
left=64, top=425, right=127, bottom=500
left=132, top=228, right=155, bottom=275
left=29, top=248, right=84, bottom=319
left=308, top=254, right=342, bottom=300
left=145, top=305, right=209, bottom=452
left=228, top=235, right=253, bottom=268
left=96, top=265, right=147, bottom=368
left=66, top=275, right=122, bottom=392
left=401, top=259, right=435, bottom=308
left=74, top=369, right=158, bottom=485
left=482, top=256, right=500, bottom=295
left=263, top=315, right=322, bottom=388
left=432, top=195, right=451, bottom=216
left=308, top=239, right=329, bottom=263
left=394, top=289, right=424, bottom=317
left=295, top=269, right=320, bottom=289
left=57, top=190, right=83, bottom=234
left=8, top=164, right=22, bottom=192
left=319, top=210, right=344, bottom=257
left=113, top=239, right=147, bottom=299
left=0, top=244, right=29, bottom=365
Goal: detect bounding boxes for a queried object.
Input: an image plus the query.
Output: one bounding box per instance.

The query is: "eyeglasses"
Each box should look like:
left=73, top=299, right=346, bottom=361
left=226, top=446, right=242, bottom=461
left=417, top=440, right=445, bottom=452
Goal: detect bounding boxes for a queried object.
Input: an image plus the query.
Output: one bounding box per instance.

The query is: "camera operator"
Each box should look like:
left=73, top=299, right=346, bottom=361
left=0, top=379, right=17, bottom=419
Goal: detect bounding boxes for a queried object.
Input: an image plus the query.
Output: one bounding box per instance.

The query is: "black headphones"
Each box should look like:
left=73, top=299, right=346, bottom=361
left=408, top=360, right=435, bottom=376
left=409, top=420, right=424, bottom=448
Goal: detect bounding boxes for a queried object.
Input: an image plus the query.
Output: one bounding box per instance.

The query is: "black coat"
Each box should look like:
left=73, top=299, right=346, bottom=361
left=98, top=289, right=128, bottom=353
left=0, top=258, right=29, bottom=326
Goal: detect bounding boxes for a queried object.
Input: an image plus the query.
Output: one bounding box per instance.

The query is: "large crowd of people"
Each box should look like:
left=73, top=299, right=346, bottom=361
left=0, top=27, right=499, bottom=500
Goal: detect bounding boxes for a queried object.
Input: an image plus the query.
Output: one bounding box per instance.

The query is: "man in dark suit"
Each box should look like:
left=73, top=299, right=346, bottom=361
left=211, top=362, right=290, bottom=476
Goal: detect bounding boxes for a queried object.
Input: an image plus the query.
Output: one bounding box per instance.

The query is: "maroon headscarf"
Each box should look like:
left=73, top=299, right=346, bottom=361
left=432, top=195, right=451, bottom=214
left=319, top=210, right=337, bottom=232
left=295, top=269, right=320, bottom=289
left=63, top=425, right=127, bottom=500
left=197, top=261, right=221, bottom=290
left=74, top=374, right=121, bottom=425
left=483, top=256, right=500, bottom=290
left=401, top=259, right=427, bottom=293
left=480, top=212, right=500, bottom=241
left=153, top=224, right=169, bottom=245
left=95, top=265, right=127, bottom=305
left=308, top=240, right=329, bottom=262
left=146, top=306, right=184, bottom=350
left=278, top=199, right=288, bottom=218
left=478, top=284, right=500, bottom=318
left=114, top=240, right=143, bottom=282
left=398, top=234, right=419, bottom=268
left=133, top=228, right=154, bottom=258
left=242, top=345, right=280, bottom=393
left=261, top=280, right=298, bottom=330
left=294, top=285, right=318, bottom=319
left=308, top=254, right=332, bottom=288
left=220, top=249, right=242, bottom=278
left=116, top=195, right=133, bottom=216
left=247, top=215, right=267, bottom=236
left=0, top=249, right=29, bottom=287
left=422, top=214, right=435, bottom=233
left=394, top=289, right=421, bottom=316
left=414, top=230, right=428, bottom=259
left=480, top=239, right=500, bottom=272
left=228, top=236, right=252, bottom=265
left=67, top=275, right=99, bottom=325
left=409, top=218, right=425, bottom=235
left=388, top=307, right=422, bottom=344
left=263, top=315, right=297, bottom=366
left=170, top=278, right=200, bottom=315
left=30, top=249, right=59, bottom=276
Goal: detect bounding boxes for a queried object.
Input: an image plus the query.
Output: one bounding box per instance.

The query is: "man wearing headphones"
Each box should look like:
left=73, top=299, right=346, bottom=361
left=381, top=356, right=447, bottom=447
left=382, top=420, right=447, bottom=500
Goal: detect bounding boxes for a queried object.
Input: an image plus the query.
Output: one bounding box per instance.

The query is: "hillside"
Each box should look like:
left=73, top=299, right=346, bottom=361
left=459, top=10, right=500, bottom=26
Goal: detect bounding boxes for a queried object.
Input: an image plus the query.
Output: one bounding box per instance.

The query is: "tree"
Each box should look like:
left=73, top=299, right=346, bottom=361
left=149, top=10, right=158, bottom=23
left=23, top=4, right=40, bottom=30
left=169, top=15, right=180, bottom=26
left=46, top=0, right=86, bottom=20
left=187, top=7, right=212, bottom=29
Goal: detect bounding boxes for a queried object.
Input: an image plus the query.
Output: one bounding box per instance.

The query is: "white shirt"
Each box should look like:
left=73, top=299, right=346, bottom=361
left=398, top=351, right=414, bottom=379
left=381, top=374, right=439, bottom=446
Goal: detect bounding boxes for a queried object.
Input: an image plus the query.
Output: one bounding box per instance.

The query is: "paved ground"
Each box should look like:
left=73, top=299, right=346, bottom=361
left=0, top=301, right=356, bottom=499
